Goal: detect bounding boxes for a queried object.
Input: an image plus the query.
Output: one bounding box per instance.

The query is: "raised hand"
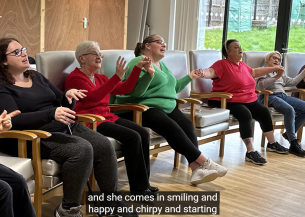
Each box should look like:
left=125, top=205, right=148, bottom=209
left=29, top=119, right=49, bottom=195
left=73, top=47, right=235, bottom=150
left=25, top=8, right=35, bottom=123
left=116, top=56, right=129, bottom=79
left=55, top=107, right=76, bottom=125
left=0, top=110, right=21, bottom=132
left=65, top=89, right=88, bottom=104
left=189, top=69, right=202, bottom=79
left=143, top=57, right=155, bottom=77
left=273, top=65, right=284, bottom=79
left=135, top=56, right=150, bottom=69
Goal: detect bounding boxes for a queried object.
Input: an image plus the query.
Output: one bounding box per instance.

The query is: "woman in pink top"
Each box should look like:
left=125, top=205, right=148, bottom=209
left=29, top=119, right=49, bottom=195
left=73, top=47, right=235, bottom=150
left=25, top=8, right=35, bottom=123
left=198, top=39, right=288, bottom=165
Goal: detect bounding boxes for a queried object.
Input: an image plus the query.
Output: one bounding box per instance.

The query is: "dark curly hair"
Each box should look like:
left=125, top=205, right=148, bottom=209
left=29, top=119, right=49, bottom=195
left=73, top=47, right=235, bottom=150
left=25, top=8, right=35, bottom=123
left=0, top=38, right=34, bottom=85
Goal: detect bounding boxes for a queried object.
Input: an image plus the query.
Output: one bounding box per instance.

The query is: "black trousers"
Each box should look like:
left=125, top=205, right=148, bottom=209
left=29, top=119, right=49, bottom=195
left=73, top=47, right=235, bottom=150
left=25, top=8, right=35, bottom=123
left=118, top=108, right=202, bottom=164
left=97, top=118, right=150, bottom=191
left=208, top=100, right=273, bottom=139
left=0, top=164, right=36, bottom=217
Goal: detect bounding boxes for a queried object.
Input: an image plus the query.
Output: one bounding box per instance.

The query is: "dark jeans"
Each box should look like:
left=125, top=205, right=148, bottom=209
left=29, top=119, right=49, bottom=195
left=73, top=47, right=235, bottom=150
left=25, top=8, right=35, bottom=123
left=208, top=100, right=273, bottom=139
left=97, top=118, right=150, bottom=191
left=0, top=164, right=36, bottom=217
left=118, top=108, right=201, bottom=164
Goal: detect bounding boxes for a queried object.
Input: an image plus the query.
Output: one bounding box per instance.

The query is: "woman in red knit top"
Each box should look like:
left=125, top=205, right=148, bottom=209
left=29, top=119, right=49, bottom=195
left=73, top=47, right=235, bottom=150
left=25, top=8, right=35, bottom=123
left=65, top=41, right=158, bottom=196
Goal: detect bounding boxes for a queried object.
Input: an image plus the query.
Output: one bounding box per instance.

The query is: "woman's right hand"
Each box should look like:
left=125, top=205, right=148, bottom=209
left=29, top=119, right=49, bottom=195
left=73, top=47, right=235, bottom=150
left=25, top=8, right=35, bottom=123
left=55, top=107, right=76, bottom=125
left=143, top=57, right=155, bottom=77
left=273, top=65, right=284, bottom=79
left=115, top=56, right=129, bottom=79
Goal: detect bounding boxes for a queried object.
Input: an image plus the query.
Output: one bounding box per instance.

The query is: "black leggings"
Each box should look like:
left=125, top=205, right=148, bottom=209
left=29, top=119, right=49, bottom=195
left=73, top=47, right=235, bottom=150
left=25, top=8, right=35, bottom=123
left=97, top=118, right=150, bottom=191
left=0, top=164, right=36, bottom=217
left=118, top=108, right=202, bottom=164
left=208, top=100, right=273, bottom=139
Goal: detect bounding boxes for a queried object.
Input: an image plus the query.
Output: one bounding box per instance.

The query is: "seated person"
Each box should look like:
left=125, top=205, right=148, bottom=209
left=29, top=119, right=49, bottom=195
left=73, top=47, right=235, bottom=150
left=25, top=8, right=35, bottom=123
left=0, top=38, right=137, bottom=217
left=291, top=65, right=305, bottom=98
left=256, top=51, right=305, bottom=157
left=0, top=109, right=37, bottom=217
left=115, top=34, right=228, bottom=185
left=197, top=39, right=288, bottom=165
left=65, top=40, right=158, bottom=196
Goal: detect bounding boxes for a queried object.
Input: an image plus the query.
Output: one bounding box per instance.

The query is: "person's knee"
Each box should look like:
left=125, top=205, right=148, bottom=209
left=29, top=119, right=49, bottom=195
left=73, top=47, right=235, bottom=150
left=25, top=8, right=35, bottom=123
left=282, top=106, right=295, bottom=117
left=13, top=173, right=28, bottom=190
left=72, top=139, right=94, bottom=164
left=0, top=180, right=13, bottom=199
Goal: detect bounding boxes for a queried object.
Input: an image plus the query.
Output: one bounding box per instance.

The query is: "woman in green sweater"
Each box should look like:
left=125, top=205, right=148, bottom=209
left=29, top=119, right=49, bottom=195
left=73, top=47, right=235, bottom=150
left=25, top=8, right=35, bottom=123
left=116, top=34, right=227, bottom=185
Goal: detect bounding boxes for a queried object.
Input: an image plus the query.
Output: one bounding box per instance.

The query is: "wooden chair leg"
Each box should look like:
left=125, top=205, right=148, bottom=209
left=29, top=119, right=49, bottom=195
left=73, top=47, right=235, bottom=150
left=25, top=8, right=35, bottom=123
left=297, top=125, right=303, bottom=141
left=174, top=152, right=179, bottom=168
left=261, top=132, right=266, bottom=148
left=219, top=131, right=225, bottom=157
left=89, top=169, right=95, bottom=191
left=152, top=144, right=160, bottom=157
left=280, top=121, right=285, bottom=134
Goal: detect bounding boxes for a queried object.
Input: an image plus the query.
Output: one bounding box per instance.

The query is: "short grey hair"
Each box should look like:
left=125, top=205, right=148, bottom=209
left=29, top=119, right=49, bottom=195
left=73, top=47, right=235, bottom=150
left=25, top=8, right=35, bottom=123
left=264, top=51, right=282, bottom=65
left=75, top=41, right=100, bottom=65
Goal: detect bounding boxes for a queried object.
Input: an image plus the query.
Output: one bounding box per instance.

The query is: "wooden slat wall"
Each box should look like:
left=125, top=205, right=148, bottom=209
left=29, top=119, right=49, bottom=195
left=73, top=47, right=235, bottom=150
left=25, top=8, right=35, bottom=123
left=0, top=0, right=40, bottom=57
left=44, top=0, right=89, bottom=51
left=89, top=0, right=126, bottom=49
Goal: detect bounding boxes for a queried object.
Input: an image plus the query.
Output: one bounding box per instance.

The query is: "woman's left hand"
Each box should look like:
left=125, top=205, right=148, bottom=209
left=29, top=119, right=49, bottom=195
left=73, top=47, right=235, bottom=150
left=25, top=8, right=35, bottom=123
left=65, top=89, right=88, bottom=104
left=189, top=69, right=202, bottom=79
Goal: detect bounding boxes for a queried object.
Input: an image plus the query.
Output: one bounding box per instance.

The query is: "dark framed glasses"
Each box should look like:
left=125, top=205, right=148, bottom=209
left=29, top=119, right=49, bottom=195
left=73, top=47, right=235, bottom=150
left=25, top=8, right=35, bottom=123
left=6, top=47, right=27, bottom=57
left=82, top=52, right=104, bottom=58
left=151, top=40, right=167, bottom=46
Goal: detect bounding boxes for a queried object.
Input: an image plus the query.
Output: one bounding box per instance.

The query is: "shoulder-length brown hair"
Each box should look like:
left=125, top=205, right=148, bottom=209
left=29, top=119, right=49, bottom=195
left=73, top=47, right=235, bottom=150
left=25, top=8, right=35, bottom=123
left=0, top=38, right=34, bottom=85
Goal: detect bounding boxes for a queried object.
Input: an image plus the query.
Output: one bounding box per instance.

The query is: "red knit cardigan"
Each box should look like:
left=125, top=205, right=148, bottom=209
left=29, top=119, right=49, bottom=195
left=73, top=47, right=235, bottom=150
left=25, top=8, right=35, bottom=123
left=65, top=66, right=141, bottom=126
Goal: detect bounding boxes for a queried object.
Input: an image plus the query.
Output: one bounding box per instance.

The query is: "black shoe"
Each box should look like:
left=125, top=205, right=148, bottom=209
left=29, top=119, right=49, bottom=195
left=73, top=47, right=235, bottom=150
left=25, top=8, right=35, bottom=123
left=148, top=185, right=159, bottom=192
left=131, top=188, right=157, bottom=198
left=266, top=141, right=289, bottom=154
left=245, top=151, right=267, bottom=165
left=289, top=139, right=305, bottom=157
left=282, top=132, right=288, bottom=141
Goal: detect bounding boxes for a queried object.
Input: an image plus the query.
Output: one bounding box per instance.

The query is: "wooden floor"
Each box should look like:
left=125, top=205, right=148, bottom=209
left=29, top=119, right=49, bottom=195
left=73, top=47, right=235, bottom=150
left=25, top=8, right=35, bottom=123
left=41, top=123, right=305, bottom=217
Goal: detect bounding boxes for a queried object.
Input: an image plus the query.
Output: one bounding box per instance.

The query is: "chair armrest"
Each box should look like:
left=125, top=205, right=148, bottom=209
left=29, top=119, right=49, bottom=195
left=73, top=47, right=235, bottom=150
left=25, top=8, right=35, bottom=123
left=23, top=130, right=51, bottom=139
left=109, top=104, right=149, bottom=112
left=258, top=90, right=273, bottom=95
left=75, top=114, right=96, bottom=123
left=0, top=130, right=37, bottom=140
left=183, top=98, right=202, bottom=105
left=285, top=88, right=305, bottom=93
left=255, top=89, right=261, bottom=94
left=78, top=114, right=105, bottom=122
left=256, top=90, right=273, bottom=106
left=190, top=91, right=233, bottom=99
left=176, top=99, right=187, bottom=104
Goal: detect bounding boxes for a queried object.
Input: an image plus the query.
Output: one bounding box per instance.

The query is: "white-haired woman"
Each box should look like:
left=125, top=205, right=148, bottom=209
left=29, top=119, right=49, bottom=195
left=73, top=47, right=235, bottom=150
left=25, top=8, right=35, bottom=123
left=257, top=51, right=305, bottom=157
left=65, top=41, right=158, bottom=196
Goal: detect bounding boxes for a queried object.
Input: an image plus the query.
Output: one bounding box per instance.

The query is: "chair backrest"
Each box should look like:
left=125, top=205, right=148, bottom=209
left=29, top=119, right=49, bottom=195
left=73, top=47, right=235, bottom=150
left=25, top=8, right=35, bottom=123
left=189, top=50, right=222, bottom=93
left=162, top=50, right=189, bottom=99
left=283, top=52, right=305, bottom=78
left=99, top=50, right=135, bottom=77
left=242, top=51, right=270, bottom=68
left=36, top=51, right=79, bottom=91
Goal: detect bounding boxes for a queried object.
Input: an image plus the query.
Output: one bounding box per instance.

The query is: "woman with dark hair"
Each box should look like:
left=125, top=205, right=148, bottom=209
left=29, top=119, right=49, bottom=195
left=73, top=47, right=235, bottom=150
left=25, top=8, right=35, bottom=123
left=0, top=109, right=37, bottom=217
left=256, top=51, right=305, bottom=157
left=115, top=34, right=228, bottom=185
left=196, top=39, right=288, bottom=165
left=0, top=38, right=137, bottom=217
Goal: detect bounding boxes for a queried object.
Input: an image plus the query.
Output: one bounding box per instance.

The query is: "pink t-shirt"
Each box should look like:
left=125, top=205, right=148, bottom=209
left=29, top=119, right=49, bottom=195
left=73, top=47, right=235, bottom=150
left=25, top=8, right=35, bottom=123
left=210, top=59, right=257, bottom=103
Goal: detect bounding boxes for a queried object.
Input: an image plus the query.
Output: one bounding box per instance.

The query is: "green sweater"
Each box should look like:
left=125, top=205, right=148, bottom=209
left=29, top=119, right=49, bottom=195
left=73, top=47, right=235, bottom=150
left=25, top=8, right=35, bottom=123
left=115, top=56, right=192, bottom=114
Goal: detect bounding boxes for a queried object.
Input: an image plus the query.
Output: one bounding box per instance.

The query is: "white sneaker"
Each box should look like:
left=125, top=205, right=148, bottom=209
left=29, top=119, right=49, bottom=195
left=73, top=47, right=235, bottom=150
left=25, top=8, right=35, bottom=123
left=190, top=167, right=218, bottom=185
left=203, top=158, right=228, bottom=177
left=54, top=203, right=82, bottom=217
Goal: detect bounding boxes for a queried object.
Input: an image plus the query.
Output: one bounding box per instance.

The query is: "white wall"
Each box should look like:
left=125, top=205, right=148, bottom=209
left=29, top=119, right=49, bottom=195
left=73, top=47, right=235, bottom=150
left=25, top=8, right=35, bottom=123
left=146, top=0, right=175, bottom=50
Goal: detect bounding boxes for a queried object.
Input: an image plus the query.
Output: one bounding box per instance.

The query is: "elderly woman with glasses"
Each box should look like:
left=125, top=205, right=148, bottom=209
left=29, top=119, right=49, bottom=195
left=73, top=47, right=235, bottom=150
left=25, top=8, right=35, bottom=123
left=0, top=38, right=139, bottom=217
left=195, top=39, right=288, bottom=165
left=65, top=41, right=160, bottom=197
left=256, top=51, right=305, bottom=157
left=114, top=34, right=228, bottom=185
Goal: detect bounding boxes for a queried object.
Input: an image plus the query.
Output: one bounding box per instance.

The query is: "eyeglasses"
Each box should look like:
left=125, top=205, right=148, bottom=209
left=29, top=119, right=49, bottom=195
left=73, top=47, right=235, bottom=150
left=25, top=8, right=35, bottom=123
left=82, top=52, right=104, bottom=58
left=151, top=40, right=167, bottom=46
left=6, top=47, right=27, bottom=56
left=271, top=56, right=281, bottom=62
